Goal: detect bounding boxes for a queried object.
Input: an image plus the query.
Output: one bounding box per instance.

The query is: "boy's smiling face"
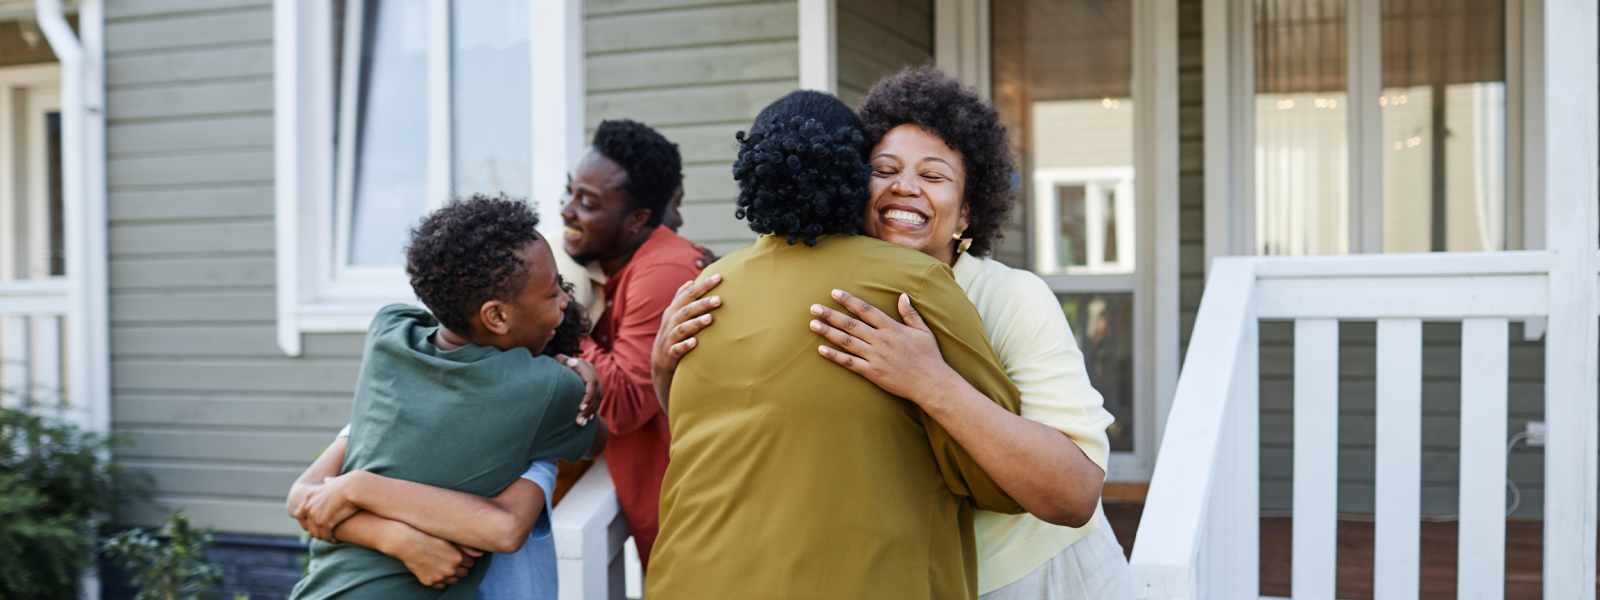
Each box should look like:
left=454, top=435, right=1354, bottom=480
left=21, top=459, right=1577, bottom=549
left=470, top=237, right=570, bottom=354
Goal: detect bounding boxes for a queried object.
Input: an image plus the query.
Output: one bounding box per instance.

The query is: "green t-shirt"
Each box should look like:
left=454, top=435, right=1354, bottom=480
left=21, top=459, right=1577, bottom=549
left=290, top=304, right=598, bottom=600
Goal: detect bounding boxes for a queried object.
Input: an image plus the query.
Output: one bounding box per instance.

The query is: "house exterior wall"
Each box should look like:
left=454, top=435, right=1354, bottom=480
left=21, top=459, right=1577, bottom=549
left=102, top=0, right=805, bottom=540
left=105, top=0, right=357, bottom=537
left=585, top=0, right=800, bottom=256
left=835, top=0, right=932, bottom=108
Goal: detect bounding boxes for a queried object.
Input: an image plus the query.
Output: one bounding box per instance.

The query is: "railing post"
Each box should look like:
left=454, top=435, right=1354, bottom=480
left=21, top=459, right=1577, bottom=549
left=1228, top=305, right=1259, bottom=600
left=552, top=458, right=629, bottom=600
left=1541, top=0, right=1599, bottom=597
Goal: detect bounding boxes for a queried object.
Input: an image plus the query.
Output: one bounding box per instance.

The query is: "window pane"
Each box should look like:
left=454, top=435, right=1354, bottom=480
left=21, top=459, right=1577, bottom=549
left=46, top=111, right=62, bottom=277
left=452, top=0, right=532, bottom=200
left=1381, top=0, right=1506, bottom=253
left=994, top=0, right=1137, bottom=275
left=996, top=0, right=1136, bottom=455
left=348, top=0, right=428, bottom=266
left=1255, top=0, right=1349, bottom=256
left=1058, top=293, right=1135, bottom=452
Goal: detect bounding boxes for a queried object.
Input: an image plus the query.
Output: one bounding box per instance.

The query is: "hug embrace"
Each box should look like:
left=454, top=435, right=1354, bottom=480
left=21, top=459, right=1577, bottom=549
left=285, top=66, right=1129, bottom=600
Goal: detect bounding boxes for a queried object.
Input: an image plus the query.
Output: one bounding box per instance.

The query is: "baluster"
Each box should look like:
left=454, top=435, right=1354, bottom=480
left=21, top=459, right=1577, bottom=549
left=1456, top=318, right=1508, bottom=599
left=31, top=315, right=62, bottom=408
left=1374, top=318, right=1422, bottom=600
left=2, top=315, right=29, bottom=407
left=1293, top=319, right=1339, bottom=600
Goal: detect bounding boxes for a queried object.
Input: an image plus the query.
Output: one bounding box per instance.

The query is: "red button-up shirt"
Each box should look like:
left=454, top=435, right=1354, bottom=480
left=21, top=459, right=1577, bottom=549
left=578, top=225, right=701, bottom=569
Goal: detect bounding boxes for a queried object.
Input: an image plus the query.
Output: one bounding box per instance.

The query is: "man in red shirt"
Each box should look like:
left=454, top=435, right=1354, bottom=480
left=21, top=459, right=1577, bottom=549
left=560, top=120, right=702, bottom=571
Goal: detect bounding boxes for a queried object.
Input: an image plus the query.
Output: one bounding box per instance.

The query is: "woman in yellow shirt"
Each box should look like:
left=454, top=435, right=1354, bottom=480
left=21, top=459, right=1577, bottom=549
left=655, top=67, right=1130, bottom=599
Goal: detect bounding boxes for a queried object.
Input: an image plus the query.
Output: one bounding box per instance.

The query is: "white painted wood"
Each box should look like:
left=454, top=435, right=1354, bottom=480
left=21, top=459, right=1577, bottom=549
left=1250, top=250, right=1552, bottom=278
left=553, top=458, right=627, bottom=600
left=275, top=0, right=336, bottom=356
left=1128, top=0, right=1180, bottom=480
left=1292, top=319, right=1339, bottom=600
left=2, top=317, right=29, bottom=407
left=1202, top=0, right=1255, bottom=271
left=1254, top=275, right=1549, bottom=320
left=1129, top=258, right=1256, bottom=598
left=32, top=315, right=62, bottom=406
left=1347, top=0, right=1382, bottom=253
left=1229, top=312, right=1260, bottom=599
left=797, top=0, right=835, bottom=93
left=1457, top=318, right=1509, bottom=600
left=933, top=0, right=990, bottom=97
left=531, top=0, right=584, bottom=243
left=1373, top=318, right=1422, bottom=600
left=426, top=0, right=450, bottom=209
left=1540, top=1, right=1599, bottom=597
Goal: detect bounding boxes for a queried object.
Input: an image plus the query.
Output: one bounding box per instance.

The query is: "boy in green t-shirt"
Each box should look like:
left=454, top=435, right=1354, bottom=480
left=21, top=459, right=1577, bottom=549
left=289, top=196, right=608, bottom=600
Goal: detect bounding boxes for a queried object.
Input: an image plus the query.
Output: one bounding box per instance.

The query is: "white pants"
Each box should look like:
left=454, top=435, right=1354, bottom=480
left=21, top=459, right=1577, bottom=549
left=978, top=515, right=1133, bottom=600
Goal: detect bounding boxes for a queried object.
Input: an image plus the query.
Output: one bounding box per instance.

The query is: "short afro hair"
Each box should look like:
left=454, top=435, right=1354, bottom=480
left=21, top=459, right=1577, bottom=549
left=593, top=119, right=683, bottom=228
left=733, top=90, right=872, bottom=246
left=858, top=65, right=1018, bottom=257
left=406, top=194, right=543, bottom=336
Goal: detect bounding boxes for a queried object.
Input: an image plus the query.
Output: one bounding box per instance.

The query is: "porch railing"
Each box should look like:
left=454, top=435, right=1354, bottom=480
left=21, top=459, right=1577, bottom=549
left=1127, top=251, right=1579, bottom=599
left=0, top=278, right=70, bottom=413
left=551, top=457, right=628, bottom=600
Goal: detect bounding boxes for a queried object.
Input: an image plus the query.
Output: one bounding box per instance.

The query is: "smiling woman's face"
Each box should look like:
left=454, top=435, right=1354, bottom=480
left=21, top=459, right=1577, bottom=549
left=863, top=124, right=968, bottom=265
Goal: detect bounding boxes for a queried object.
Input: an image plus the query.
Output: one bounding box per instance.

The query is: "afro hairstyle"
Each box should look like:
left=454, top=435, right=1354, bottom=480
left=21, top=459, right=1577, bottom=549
left=732, top=90, right=872, bottom=246
left=857, top=65, right=1018, bottom=257
left=592, top=119, right=683, bottom=228
left=406, top=194, right=547, bottom=337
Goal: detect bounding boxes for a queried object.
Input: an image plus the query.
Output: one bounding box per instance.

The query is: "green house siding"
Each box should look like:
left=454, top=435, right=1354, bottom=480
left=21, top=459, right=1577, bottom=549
left=105, top=0, right=359, bottom=536
left=586, top=0, right=801, bottom=256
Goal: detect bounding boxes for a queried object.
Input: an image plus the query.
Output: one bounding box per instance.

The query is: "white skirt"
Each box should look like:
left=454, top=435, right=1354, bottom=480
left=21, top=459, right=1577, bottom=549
left=977, top=514, right=1132, bottom=600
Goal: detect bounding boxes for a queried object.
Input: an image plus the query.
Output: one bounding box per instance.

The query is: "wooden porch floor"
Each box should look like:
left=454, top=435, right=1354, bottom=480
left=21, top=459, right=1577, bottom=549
left=1103, top=502, right=1592, bottom=599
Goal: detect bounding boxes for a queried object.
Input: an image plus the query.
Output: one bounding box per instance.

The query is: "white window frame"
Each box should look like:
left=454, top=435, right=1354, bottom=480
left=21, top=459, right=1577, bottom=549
left=805, top=0, right=1179, bottom=481
left=273, top=0, right=585, bottom=356
left=1205, top=0, right=1541, bottom=263
left=1031, top=166, right=1138, bottom=276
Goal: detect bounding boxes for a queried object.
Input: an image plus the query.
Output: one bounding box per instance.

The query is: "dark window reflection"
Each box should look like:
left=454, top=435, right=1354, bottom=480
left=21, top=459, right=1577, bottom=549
left=1058, top=292, right=1134, bottom=452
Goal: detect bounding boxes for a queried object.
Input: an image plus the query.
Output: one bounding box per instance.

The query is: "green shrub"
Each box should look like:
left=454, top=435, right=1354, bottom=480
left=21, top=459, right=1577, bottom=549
left=0, top=402, right=127, bottom=599
left=102, top=511, right=228, bottom=600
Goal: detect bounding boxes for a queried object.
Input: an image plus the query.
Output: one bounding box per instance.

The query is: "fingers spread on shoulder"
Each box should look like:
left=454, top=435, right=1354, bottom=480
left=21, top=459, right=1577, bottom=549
left=809, top=319, right=866, bottom=351
left=830, top=290, right=895, bottom=328
left=810, top=303, right=868, bottom=337
left=817, top=345, right=870, bottom=373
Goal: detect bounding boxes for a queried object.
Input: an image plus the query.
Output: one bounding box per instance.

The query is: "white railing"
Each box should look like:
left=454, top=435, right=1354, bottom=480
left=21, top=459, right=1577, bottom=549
left=0, top=278, right=71, bottom=416
left=551, top=457, right=628, bottom=600
left=1128, top=251, right=1589, bottom=600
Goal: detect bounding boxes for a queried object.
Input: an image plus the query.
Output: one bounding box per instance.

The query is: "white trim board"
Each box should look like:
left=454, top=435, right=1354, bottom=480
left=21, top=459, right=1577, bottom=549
left=273, top=0, right=584, bottom=354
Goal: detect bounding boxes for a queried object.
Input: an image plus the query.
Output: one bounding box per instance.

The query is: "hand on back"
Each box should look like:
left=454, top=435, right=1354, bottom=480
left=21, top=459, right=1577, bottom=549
left=651, top=274, right=723, bottom=375
left=809, top=289, right=959, bottom=403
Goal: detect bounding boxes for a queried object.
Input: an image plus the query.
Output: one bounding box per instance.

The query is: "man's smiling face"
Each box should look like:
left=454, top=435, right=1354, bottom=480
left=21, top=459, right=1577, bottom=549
left=560, top=148, right=633, bottom=265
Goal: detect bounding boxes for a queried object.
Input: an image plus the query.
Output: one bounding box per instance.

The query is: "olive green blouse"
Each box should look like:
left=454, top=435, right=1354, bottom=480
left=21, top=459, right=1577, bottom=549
left=646, top=234, right=1025, bottom=600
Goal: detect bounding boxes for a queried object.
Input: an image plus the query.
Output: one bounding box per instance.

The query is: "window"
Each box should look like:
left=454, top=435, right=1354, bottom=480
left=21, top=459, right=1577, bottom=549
left=1246, top=0, right=1514, bottom=256
left=987, top=0, right=1175, bottom=475
left=275, top=0, right=580, bottom=354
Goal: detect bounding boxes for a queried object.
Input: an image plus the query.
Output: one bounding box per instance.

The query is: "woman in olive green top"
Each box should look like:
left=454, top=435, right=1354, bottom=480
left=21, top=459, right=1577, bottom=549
left=644, top=91, right=1024, bottom=600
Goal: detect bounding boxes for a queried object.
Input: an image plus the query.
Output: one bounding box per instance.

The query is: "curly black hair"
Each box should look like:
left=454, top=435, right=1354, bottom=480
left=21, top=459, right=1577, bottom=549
left=593, top=119, right=683, bottom=228
left=733, top=90, right=872, bottom=246
left=406, top=194, right=543, bottom=336
left=857, top=65, right=1018, bottom=256
left=541, top=277, right=589, bottom=358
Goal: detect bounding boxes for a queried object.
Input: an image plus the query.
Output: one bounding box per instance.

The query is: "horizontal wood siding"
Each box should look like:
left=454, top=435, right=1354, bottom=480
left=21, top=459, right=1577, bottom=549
left=834, top=0, right=932, bottom=108
left=105, top=0, right=354, bottom=537
left=586, top=0, right=800, bottom=255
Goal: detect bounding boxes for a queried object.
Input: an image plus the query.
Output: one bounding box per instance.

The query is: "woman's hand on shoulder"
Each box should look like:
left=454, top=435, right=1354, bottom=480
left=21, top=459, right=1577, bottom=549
left=810, top=290, right=961, bottom=404
left=651, top=274, right=723, bottom=376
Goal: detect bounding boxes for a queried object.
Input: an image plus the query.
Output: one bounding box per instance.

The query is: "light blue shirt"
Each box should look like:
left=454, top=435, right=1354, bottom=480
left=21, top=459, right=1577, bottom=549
left=336, top=427, right=559, bottom=600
